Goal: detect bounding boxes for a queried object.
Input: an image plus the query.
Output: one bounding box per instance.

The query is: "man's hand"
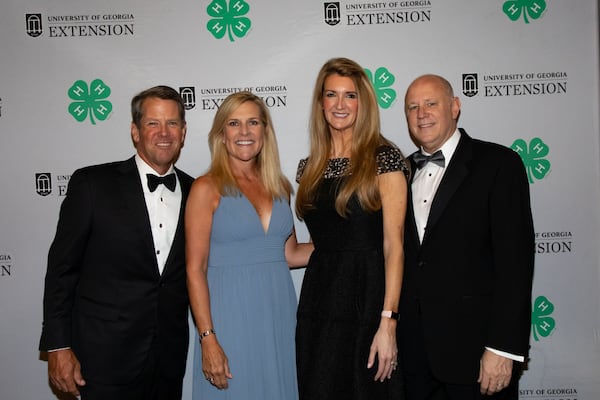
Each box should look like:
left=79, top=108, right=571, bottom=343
left=478, top=349, right=513, bottom=395
left=48, top=349, right=86, bottom=396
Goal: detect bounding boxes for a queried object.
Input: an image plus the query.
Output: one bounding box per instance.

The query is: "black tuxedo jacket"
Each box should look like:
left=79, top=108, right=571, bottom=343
left=399, top=130, right=535, bottom=384
left=39, top=156, right=194, bottom=385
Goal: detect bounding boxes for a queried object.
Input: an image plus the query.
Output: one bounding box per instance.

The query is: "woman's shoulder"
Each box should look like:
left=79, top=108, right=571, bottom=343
left=192, top=173, right=215, bottom=186
left=376, top=145, right=410, bottom=177
left=190, top=173, right=221, bottom=197
left=187, top=174, right=223, bottom=214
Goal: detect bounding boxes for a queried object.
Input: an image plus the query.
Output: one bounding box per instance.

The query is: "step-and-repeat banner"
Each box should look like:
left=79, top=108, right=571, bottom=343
left=1, top=1, right=598, bottom=398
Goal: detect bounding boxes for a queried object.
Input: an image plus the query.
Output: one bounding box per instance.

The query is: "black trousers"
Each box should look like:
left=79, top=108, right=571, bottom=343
left=404, top=367, right=521, bottom=400
left=402, top=313, right=521, bottom=400
left=79, top=344, right=183, bottom=400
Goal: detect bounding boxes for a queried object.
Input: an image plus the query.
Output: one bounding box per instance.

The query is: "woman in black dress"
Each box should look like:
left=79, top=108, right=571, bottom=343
left=295, top=57, right=409, bottom=400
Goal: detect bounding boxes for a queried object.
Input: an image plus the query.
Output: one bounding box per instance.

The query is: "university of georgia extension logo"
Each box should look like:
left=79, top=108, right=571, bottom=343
left=206, top=0, right=251, bottom=42
left=531, top=295, right=555, bottom=341
left=179, top=87, right=196, bottom=110
left=35, top=173, right=52, bottom=196
left=26, top=13, right=43, bottom=37
left=503, top=0, right=546, bottom=24
left=365, top=67, right=397, bottom=109
left=324, top=2, right=341, bottom=26
left=462, top=73, right=478, bottom=97
left=510, top=137, right=550, bottom=184
left=68, top=79, right=113, bottom=125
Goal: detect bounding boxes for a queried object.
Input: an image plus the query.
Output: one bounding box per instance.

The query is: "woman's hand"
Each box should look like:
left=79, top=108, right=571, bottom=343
left=367, top=317, right=398, bottom=382
left=201, top=335, right=233, bottom=390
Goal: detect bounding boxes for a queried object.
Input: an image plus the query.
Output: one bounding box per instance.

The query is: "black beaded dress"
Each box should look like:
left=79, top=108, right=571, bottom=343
left=295, top=145, right=409, bottom=400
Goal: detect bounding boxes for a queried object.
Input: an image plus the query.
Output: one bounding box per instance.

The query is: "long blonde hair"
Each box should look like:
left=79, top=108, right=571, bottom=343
left=296, top=57, right=393, bottom=218
left=207, top=91, right=292, bottom=199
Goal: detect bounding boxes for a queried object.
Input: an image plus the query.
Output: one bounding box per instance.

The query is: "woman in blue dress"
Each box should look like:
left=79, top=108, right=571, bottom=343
left=185, top=91, right=313, bottom=400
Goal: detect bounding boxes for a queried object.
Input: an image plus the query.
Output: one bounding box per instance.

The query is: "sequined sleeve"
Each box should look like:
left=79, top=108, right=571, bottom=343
left=296, top=158, right=308, bottom=183
left=376, top=145, right=410, bottom=178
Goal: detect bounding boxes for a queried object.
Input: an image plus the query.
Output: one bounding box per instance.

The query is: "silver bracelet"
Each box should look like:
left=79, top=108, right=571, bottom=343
left=199, top=328, right=216, bottom=342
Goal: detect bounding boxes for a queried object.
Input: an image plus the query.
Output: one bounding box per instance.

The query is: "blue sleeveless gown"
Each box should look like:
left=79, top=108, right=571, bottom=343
left=192, top=195, right=299, bottom=400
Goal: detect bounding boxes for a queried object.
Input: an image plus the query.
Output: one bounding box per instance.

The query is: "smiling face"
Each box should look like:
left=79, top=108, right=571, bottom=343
left=404, top=75, right=461, bottom=153
left=322, top=74, right=359, bottom=135
left=222, top=100, right=265, bottom=164
left=131, top=97, right=186, bottom=175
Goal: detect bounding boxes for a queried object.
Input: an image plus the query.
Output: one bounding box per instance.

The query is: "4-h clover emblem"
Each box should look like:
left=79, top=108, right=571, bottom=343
left=68, top=79, right=112, bottom=125
left=503, top=0, right=546, bottom=24
left=510, top=137, right=550, bottom=184
left=364, top=67, right=396, bottom=109
left=531, top=295, right=555, bottom=341
left=207, top=0, right=251, bottom=42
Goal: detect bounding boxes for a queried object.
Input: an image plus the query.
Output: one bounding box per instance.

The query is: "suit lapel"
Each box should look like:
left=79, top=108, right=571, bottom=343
left=117, top=157, right=159, bottom=274
left=422, top=129, right=473, bottom=244
left=406, top=157, right=421, bottom=249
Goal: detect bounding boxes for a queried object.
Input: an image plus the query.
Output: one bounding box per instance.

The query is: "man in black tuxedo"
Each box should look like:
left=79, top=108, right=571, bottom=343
left=39, top=86, right=194, bottom=400
left=398, top=74, right=534, bottom=400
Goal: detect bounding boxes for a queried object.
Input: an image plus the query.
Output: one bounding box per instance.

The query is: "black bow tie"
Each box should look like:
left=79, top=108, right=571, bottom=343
left=146, top=173, right=176, bottom=192
left=412, top=150, right=445, bottom=169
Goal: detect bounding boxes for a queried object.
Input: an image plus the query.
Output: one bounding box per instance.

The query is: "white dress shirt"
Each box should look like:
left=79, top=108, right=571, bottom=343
left=135, top=155, right=181, bottom=275
left=411, top=129, right=461, bottom=243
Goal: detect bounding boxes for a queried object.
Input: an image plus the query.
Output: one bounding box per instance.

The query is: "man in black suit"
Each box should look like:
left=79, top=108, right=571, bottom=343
left=39, top=85, right=194, bottom=400
left=398, top=74, right=534, bottom=400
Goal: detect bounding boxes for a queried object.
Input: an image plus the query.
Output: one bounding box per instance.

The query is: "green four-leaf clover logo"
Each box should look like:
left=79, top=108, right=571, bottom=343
left=503, top=0, right=546, bottom=24
left=365, top=67, right=396, bottom=109
left=207, top=0, right=251, bottom=42
left=511, top=137, right=550, bottom=183
left=68, top=79, right=112, bottom=125
left=531, top=295, right=555, bottom=341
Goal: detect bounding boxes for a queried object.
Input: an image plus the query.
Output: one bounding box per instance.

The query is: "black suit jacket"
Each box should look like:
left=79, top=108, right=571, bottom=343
left=399, top=130, right=534, bottom=384
left=39, top=156, right=194, bottom=385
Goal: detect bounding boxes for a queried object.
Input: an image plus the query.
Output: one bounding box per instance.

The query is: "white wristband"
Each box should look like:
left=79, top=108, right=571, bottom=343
left=381, top=310, right=399, bottom=320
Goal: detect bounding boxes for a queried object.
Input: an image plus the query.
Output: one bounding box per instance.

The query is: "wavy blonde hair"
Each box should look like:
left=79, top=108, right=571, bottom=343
left=207, top=91, right=291, bottom=199
left=296, top=57, right=394, bottom=218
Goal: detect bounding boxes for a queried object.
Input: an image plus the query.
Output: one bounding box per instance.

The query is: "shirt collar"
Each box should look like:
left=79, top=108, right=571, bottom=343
left=134, top=154, right=175, bottom=177
left=420, top=129, right=461, bottom=165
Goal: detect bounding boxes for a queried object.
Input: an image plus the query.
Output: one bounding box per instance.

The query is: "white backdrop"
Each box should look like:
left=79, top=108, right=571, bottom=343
left=1, top=1, right=599, bottom=399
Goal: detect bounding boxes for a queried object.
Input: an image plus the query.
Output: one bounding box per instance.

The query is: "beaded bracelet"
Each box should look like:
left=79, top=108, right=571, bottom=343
left=199, top=328, right=216, bottom=342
